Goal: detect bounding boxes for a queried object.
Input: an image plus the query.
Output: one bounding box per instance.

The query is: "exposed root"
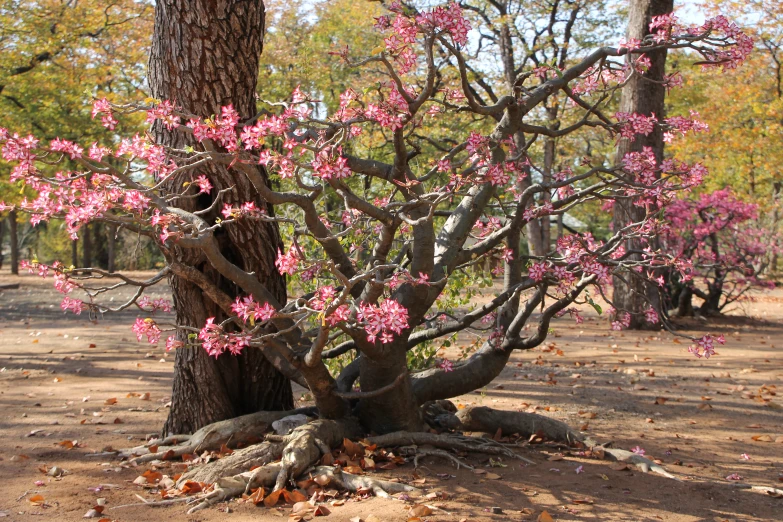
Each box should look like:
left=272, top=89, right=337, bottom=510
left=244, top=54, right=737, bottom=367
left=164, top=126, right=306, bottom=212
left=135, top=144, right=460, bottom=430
left=187, top=463, right=283, bottom=514
left=177, top=440, right=285, bottom=485
left=112, top=409, right=311, bottom=465
left=455, top=405, right=584, bottom=444
left=438, top=404, right=679, bottom=479
left=309, top=466, right=420, bottom=499
left=368, top=431, right=535, bottom=464
left=184, top=418, right=360, bottom=514
left=584, top=442, right=679, bottom=480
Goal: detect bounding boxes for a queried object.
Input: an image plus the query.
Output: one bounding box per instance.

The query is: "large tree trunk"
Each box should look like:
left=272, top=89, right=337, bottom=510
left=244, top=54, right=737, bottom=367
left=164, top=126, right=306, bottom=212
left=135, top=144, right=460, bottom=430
left=611, top=0, right=673, bottom=329
left=8, top=210, right=18, bottom=275
left=149, top=0, right=293, bottom=435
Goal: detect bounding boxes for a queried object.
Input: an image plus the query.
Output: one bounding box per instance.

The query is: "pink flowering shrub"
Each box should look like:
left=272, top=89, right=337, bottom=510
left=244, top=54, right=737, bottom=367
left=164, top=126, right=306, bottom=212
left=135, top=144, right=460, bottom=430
left=662, top=189, right=781, bottom=317
left=0, top=3, right=757, bottom=417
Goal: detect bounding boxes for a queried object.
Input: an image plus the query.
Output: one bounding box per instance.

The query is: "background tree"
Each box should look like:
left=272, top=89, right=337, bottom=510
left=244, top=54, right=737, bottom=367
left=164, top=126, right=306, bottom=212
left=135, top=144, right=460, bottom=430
left=611, top=0, right=674, bottom=329
left=0, top=0, right=151, bottom=272
left=148, top=0, right=297, bottom=434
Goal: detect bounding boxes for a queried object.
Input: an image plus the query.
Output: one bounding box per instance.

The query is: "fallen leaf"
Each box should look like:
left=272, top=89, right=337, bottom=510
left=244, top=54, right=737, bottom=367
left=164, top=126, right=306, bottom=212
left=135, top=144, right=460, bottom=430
left=28, top=495, right=45, bottom=505
left=538, top=510, right=554, bottom=522
left=485, top=472, right=502, bottom=480
left=141, top=470, right=162, bottom=482
left=104, top=398, right=117, bottom=405
left=343, top=439, right=364, bottom=459
left=751, top=434, right=773, bottom=442
left=408, top=505, right=433, bottom=517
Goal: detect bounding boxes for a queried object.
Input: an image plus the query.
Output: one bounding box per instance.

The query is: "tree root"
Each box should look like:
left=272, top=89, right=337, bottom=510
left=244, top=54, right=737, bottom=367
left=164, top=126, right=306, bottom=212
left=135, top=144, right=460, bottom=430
left=111, top=409, right=312, bottom=465
left=368, top=431, right=535, bottom=465
left=454, top=405, right=584, bottom=444
left=183, top=418, right=361, bottom=514
left=432, top=403, right=678, bottom=479
left=308, top=466, right=420, bottom=499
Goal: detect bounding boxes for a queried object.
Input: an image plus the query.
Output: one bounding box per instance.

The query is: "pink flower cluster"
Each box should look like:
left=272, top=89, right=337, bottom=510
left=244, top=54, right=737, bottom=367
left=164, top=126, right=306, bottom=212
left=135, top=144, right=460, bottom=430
left=132, top=317, right=162, bottom=344
left=688, top=334, right=725, bottom=358
left=358, top=299, right=409, bottom=344
left=231, top=295, right=276, bottom=324
left=199, top=318, right=252, bottom=357
left=187, top=105, right=241, bottom=152
left=146, top=100, right=180, bottom=130
left=91, top=98, right=118, bottom=130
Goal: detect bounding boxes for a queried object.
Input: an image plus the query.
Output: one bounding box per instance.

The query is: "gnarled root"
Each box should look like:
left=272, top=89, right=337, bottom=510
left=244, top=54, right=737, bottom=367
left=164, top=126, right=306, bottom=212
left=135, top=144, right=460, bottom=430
left=430, top=403, right=677, bottom=479
left=177, top=440, right=285, bottom=485
left=309, top=466, right=420, bottom=499
left=368, top=430, right=534, bottom=464
left=114, top=409, right=312, bottom=465
left=455, top=405, right=584, bottom=444
left=184, top=418, right=361, bottom=514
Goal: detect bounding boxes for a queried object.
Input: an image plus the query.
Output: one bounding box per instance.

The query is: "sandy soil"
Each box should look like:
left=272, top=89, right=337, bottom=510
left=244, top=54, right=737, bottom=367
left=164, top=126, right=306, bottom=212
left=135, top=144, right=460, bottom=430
left=0, top=269, right=781, bottom=522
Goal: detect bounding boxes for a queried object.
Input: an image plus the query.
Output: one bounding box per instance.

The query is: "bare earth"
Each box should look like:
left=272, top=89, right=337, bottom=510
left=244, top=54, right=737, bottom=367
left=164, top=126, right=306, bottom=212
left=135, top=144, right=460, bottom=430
left=0, top=269, right=781, bottom=522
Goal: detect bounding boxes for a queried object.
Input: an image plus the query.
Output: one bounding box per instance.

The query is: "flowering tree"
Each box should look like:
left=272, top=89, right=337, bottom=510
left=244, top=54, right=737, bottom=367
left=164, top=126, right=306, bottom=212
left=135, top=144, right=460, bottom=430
left=0, top=1, right=754, bottom=508
left=663, top=189, right=780, bottom=318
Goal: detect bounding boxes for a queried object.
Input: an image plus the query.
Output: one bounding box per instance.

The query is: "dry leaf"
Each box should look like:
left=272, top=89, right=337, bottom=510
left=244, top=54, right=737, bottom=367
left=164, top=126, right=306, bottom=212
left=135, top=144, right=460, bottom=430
left=408, top=505, right=433, bottom=517
left=654, top=397, right=668, bottom=405
left=104, top=398, right=117, bottom=405
left=342, top=439, right=364, bottom=459
left=538, top=510, right=554, bottom=522
left=485, top=472, right=502, bottom=480
left=578, top=411, right=597, bottom=419
left=751, top=434, right=774, bottom=442
left=28, top=495, right=45, bottom=505
left=141, top=470, right=162, bottom=482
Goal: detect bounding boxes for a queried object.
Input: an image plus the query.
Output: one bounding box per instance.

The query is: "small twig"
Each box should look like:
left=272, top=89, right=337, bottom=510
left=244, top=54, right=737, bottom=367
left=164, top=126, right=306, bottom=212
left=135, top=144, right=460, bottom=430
left=413, top=449, right=474, bottom=470
left=111, top=497, right=191, bottom=509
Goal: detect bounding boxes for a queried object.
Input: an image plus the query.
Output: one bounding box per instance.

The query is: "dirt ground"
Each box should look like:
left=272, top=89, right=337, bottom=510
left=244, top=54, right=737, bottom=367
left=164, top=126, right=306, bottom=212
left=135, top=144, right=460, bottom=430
left=0, top=268, right=781, bottom=522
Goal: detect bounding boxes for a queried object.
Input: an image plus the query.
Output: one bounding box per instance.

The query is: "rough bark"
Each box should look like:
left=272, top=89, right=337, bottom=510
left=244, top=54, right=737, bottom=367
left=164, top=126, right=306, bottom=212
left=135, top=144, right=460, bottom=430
left=148, top=0, right=293, bottom=435
left=611, top=0, right=673, bottom=329
left=355, top=344, right=426, bottom=434
left=8, top=209, right=18, bottom=275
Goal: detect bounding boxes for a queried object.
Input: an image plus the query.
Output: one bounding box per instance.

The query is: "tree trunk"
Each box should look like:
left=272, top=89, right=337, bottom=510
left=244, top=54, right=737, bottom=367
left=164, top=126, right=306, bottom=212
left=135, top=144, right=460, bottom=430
left=0, top=219, right=5, bottom=270
left=149, top=0, right=293, bottom=435
left=71, top=238, right=79, bottom=268
left=8, top=210, right=18, bottom=275
left=82, top=222, right=93, bottom=268
left=611, top=0, right=673, bottom=329
left=106, top=224, right=117, bottom=272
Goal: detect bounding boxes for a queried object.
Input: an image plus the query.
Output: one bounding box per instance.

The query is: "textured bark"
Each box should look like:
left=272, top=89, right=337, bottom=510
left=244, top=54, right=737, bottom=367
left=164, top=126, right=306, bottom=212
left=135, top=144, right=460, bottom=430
left=8, top=209, right=18, bottom=275
left=355, top=344, right=425, bottom=434
left=149, top=0, right=293, bottom=435
left=611, top=0, right=673, bottom=329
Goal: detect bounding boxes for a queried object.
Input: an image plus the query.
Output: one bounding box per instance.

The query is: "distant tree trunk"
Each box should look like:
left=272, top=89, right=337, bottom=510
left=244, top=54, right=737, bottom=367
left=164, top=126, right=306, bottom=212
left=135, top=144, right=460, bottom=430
left=611, top=0, right=673, bottom=329
left=82, top=223, right=93, bottom=268
left=106, top=224, right=117, bottom=272
left=71, top=239, right=79, bottom=268
left=8, top=210, right=19, bottom=275
left=149, top=0, right=293, bottom=435
left=0, top=219, right=5, bottom=270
